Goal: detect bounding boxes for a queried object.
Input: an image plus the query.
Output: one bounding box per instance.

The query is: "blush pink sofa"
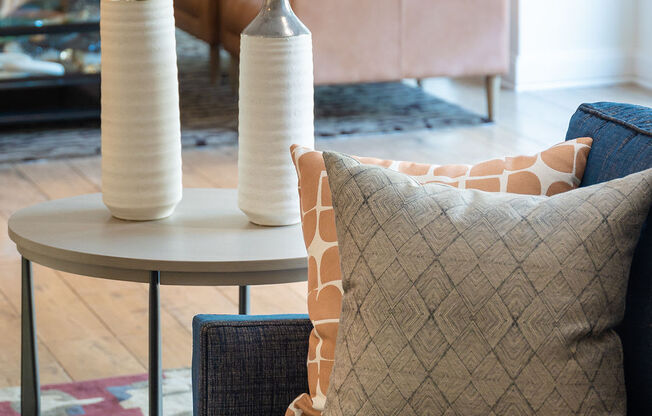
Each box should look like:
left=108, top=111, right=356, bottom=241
left=217, top=0, right=510, bottom=120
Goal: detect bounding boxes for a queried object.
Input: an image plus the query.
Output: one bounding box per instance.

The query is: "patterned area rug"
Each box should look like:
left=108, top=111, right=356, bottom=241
left=0, top=30, right=487, bottom=164
left=0, top=369, right=192, bottom=415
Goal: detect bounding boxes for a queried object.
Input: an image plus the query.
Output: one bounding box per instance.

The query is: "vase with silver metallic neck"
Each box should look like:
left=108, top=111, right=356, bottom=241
left=237, top=0, right=314, bottom=226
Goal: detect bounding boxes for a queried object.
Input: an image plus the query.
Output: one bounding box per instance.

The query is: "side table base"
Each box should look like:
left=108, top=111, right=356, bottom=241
left=149, top=271, right=162, bottom=416
left=19, top=261, right=258, bottom=416
left=21, top=257, right=40, bottom=416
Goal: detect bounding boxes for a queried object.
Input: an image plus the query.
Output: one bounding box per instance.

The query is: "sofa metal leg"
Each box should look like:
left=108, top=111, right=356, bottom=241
left=149, top=271, right=162, bottom=416
left=485, top=75, right=501, bottom=122
left=416, top=78, right=424, bottom=88
left=209, top=44, right=221, bottom=85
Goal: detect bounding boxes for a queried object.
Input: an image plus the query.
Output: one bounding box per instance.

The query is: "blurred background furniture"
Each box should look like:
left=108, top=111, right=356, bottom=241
left=0, top=0, right=100, bottom=124
left=214, top=0, right=510, bottom=120
left=173, top=0, right=221, bottom=82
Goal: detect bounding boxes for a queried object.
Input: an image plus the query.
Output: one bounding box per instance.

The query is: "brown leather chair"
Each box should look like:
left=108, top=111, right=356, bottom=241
left=173, top=0, right=221, bottom=82
left=217, top=0, right=509, bottom=120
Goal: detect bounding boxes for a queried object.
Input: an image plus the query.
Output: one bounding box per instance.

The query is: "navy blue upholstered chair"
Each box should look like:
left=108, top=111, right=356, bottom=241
left=192, top=102, right=652, bottom=416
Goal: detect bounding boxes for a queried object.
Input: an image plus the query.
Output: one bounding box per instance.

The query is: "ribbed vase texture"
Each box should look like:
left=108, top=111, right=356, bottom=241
left=238, top=34, right=314, bottom=226
left=100, top=0, right=182, bottom=221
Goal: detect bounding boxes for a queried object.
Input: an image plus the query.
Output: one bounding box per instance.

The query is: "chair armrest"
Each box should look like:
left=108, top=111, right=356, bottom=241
left=565, top=102, right=652, bottom=414
left=192, top=314, right=311, bottom=416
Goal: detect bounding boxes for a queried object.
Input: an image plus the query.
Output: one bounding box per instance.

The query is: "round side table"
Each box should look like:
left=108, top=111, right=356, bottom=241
left=7, top=189, right=308, bottom=416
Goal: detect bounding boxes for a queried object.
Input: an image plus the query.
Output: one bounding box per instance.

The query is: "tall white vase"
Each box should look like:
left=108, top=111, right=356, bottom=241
left=100, top=0, right=182, bottom=221
left=237, top=0, right=314, bottom=226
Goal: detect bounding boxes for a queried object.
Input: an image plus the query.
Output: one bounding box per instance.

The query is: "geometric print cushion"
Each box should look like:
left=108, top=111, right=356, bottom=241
left=287, top=138, right=593, bottom=415
left=321, top=151, right=652, bottom=416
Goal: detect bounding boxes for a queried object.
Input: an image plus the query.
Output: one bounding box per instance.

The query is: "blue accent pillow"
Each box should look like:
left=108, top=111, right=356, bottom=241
left=566, top=102, right=652, bottom=415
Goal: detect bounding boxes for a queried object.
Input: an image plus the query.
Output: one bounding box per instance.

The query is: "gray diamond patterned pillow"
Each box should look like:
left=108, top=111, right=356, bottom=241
left=321, top=151, right=652, bottom=416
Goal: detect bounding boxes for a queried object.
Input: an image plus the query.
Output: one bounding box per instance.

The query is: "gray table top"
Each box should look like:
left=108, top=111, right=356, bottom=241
left=8, top=189, right=308, bottom=285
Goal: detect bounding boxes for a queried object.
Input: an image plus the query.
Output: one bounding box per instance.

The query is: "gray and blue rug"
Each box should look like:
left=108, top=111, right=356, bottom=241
left=0, top=30, right=487, bottom=164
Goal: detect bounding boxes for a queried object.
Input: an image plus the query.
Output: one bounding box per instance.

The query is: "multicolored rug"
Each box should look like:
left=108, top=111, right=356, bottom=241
left=0, top=369, right=192, bottom=416
left=0, top=30, right=487, bottom=164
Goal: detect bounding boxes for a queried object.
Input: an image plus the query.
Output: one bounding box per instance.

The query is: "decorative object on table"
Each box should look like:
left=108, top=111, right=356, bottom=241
left=0, top=52, right=65, bottom=76
left=237, top=0, right=314, bottom=226
left=322, top=151, right=652, bottom=415
left=100, top=0, right=182, bottom=220
left=286, top=138, right=593, bottom=415
left=0, top=33, right=101, bottom=78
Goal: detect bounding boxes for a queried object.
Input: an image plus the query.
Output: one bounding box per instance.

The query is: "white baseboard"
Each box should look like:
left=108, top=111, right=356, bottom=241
left=506, top=48, right=640, bottom=91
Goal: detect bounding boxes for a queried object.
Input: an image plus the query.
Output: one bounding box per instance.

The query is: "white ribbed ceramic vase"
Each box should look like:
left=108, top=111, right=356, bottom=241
left=100, top=0, right=182, bottom=221
left=237, top=0, right=314, bottom=226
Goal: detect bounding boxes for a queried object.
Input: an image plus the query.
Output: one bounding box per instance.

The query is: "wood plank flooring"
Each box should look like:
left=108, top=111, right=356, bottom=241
left=0, top=79, right=650, bottom=387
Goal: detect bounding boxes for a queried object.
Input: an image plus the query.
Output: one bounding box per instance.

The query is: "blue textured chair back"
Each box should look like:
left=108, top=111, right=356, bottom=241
left=566, top=102, right=652, bottom=415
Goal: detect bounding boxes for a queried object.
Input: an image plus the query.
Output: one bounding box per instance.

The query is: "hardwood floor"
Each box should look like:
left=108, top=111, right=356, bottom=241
left=0, top=79, right=650, bottom=387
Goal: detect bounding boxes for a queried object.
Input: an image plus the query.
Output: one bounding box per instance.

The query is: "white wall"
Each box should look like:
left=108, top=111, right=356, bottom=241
left=636, top=0, right=652, bottom=88
left=506, top=0, right=650, bottom=90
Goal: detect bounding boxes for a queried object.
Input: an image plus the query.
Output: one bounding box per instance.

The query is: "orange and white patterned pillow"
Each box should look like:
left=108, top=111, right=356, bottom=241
left=286, top=137, right=593, bottom=416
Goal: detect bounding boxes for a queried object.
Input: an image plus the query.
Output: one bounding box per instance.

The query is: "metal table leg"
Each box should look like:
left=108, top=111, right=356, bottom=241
left=21, top=257, right=40, bottom=416
left=239, top=285, right=250, bottom=315
left=149, top=271, right=162, bottom=416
